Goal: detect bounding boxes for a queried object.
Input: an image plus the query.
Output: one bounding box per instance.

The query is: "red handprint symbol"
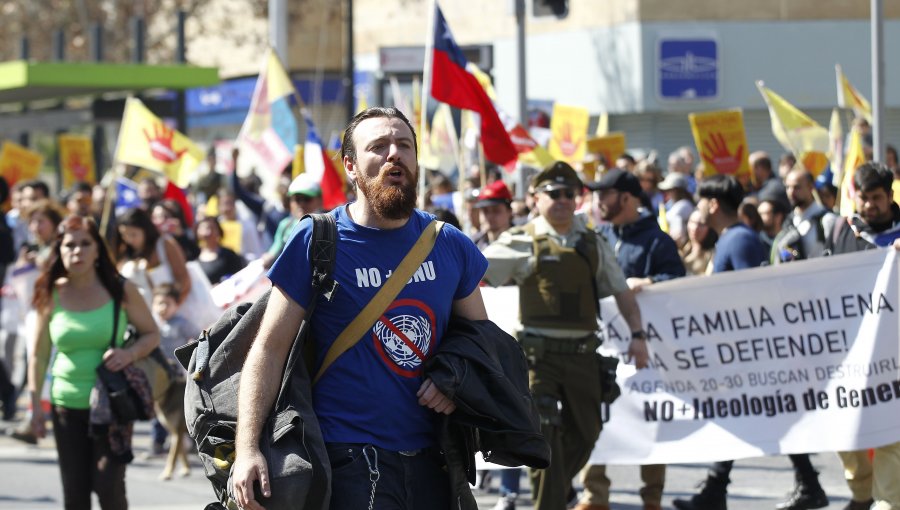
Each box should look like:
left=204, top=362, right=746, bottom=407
left=67, top=153, right=88, bottom=180
left=556, top=123, right=582, bottom=158
left=144, top=122, right=187, bottom=163
left=701, top=132, right=744, bottom=175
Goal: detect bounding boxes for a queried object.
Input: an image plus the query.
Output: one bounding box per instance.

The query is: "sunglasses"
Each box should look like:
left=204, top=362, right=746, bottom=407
left=544, top=189, right=576, bottom=200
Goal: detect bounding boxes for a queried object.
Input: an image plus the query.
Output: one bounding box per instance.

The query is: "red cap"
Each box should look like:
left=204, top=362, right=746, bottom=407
left=475, top=180, right=513, bottom=208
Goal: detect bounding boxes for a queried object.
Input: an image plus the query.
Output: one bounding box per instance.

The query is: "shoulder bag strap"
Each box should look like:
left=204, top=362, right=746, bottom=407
left=273, top=212, right=338, bottom=407
left=312, top=219, right=444, bottom=385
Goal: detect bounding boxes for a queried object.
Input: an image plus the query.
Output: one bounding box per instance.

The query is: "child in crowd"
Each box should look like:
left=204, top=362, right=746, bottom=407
left=147, top=284, right=201, bottom=455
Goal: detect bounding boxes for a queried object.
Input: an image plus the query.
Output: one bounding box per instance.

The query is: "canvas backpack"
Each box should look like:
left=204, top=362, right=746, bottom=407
left=175, top=213, right=338, bottom=510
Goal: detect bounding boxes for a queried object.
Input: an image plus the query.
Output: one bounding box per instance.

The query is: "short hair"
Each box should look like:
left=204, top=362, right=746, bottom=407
left=341, top=107, right=417, bottom=164
left=753, top=156, right=773, bottom=173
left=70, top=181, right=93, bottom=194
left=152, top=282, right=181, bottom=302
left=760, top=198, right=789, bottom=218
left=786, top=167, right=815, bottom=187
left=698, top=174, right=744, bottom=213
left=853, top=162, right=894, bottom=194
left=617, top=153, right=636, bottom=166
left=21, top=179, right=49, bottom=198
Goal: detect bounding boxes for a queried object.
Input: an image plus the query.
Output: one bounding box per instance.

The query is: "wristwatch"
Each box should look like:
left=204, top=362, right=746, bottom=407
left=631, top=330, right=647, bottom=340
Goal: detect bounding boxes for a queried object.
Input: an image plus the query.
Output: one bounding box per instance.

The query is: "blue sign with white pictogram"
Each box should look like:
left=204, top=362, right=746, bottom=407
left=658, top=39, right=718, bottom=100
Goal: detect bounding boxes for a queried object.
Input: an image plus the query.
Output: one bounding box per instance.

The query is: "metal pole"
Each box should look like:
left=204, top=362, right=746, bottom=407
left=131, top=17, right=145, bottom=63
left=53, top=29, right=65, bottom=61
left=90, top=23, right=103, bottom=61
left=269, top=0, right=288, bottom=64
left=175, top=11, right=188, bottom=135
left=345, top=0, right=355, bottom=122
left=871, top=0, right=885, bottom=162
left=515, top=0, right=527, bottom=126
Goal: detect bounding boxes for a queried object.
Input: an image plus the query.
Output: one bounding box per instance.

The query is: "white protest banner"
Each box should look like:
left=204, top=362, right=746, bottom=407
left=590, top=249, right=900, bottom=465
left=481, top=249, right=900, bottom=466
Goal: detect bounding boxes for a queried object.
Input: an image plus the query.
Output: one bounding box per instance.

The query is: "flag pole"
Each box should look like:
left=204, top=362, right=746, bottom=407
left=100, top=97, right=132, bottom=238
left=419, top=0, right=437, bottom=206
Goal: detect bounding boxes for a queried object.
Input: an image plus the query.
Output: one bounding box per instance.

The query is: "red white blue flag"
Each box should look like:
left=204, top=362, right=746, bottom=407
left=430, top=6, right=517, bottom=166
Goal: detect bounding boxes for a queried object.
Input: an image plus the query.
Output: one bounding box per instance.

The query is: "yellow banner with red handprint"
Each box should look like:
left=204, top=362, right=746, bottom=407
left=115, top=97, right=203, bottom=187
left=0, top=142, right=42, bottom=187
left=548, top=103, right=589, bottom=165
left=58, top=135, right=96, bottom=188
left=586, top=132, right=627, bottom=169
left=689, top=109, right=751, bottom=183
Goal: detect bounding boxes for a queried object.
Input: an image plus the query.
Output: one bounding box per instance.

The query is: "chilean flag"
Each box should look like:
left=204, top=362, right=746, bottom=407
left=301, top=110, right=348, bottom=210
left=430, top=6, right=517, bottom=167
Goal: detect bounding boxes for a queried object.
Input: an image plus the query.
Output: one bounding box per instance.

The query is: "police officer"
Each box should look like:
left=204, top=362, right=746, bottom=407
left=482, top=161, right=650, bottom=510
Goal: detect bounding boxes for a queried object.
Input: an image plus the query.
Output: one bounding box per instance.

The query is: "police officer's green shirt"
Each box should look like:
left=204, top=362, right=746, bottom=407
left=481, top=212, right=628, bottom=339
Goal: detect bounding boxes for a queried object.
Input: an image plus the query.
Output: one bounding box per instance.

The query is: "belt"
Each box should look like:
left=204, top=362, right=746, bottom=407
left=543, top=334, right=600, bottom=354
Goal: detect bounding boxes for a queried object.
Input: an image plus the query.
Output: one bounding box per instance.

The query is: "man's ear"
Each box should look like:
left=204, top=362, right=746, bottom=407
left=709, top=197, right=720, bottom=215
left=343, top=155, right=356, bottom=182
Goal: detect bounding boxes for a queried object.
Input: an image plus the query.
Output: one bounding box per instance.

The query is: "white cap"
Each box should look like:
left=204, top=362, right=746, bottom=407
left=288, top=173, right=322, bottom=197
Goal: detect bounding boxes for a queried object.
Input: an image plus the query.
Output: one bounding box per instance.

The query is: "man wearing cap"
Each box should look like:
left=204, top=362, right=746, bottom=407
left=657, top=172, right=695, bottom=248
left=261, top=173, right=323, bottom=268
left=470, top=180, right=515, bottom=250
left=482, top=161, right=650, bottom=510
left=576, top=169, right=685, bottom=510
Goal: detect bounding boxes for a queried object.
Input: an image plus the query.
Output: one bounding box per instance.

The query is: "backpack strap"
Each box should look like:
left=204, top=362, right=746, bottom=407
left=312, top=220, right=444, bottom=385
left=273, top=213, right=338, bottom=409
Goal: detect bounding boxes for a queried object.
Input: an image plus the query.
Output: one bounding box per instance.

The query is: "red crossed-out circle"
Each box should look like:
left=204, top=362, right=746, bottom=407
left=371, top=298, right=437, bottom=378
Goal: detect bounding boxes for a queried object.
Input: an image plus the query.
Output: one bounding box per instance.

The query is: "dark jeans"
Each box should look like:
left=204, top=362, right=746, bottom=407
left=326, top=442, right=450, bottom=510
left=52, top=406, right=127, bottom=510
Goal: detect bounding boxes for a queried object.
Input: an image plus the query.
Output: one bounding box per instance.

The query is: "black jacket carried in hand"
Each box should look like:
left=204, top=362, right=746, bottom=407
left=426, top=316, right=550, bottom=509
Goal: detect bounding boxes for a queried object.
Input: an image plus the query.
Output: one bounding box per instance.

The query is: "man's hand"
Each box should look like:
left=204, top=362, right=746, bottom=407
left=231, top=446, right=270, bottom=510
left=416, top=378, right=456, bottom=415
left=627, top=339, right=650, bottom=369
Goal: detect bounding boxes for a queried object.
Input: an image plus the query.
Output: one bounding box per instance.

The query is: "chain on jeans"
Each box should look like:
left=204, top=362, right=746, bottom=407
left=362, top=445, right=380, bottom=510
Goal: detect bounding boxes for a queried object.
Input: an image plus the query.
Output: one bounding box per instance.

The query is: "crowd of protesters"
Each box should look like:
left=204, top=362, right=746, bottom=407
left=0, top=105, right=897, bottom=510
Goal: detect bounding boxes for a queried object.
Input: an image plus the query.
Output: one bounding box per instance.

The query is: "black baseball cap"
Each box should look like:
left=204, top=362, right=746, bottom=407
left=586, top=168, right=643, bottom=197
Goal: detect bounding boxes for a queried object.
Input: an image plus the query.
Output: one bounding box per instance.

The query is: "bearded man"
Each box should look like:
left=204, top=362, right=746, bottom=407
left=231, top=107, right=490, bottom=510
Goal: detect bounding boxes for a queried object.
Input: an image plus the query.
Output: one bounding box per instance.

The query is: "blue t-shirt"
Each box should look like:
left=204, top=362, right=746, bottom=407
left=267, top=205, right=488, bottom=451
left=713, top=223, right=767, bottom=273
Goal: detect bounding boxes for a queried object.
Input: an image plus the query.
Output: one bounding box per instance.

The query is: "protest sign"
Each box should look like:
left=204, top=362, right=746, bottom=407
left=591, top=249, right=900, bottom=464
left=0, top=142, right=43, bottom=186
left=548, top=103, right=589, bottom=165
left=586, top=132, right=627, bottom=168
left=482, top=249, right=900, bottom=465
left=689, top=109, right=752, bottom=184
left=58, top=134, right=96, bottom=188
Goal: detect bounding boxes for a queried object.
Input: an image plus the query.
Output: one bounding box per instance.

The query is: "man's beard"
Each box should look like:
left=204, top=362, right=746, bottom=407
left=356, top=164, right=418, bottom=220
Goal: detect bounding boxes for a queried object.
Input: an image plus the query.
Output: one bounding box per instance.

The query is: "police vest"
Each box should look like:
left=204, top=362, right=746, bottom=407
left=517, top=222, right=600, bottom=331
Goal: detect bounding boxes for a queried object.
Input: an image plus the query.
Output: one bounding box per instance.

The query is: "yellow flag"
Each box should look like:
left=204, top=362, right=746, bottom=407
left=115, top=98, right=204, bottom=187
left=58, top=135, right=96, bottom=188
left=757, top=82, right=830, bottom=176
left=292, top=145, right=305, bottom=178
left=0, top=142, right=42, bottom=186
left=266, top=48, right=296, bottom=101
left=658, top=201, right=669, bottom=234
left=839, top=127, right=866, bottom=216
left=548, top=103, right=589, bottom=165
left=689, top=109, right=751, bottom=182
left=421, top=103, right=459, bottom=174
left=835, top=64, right=872, bottom=122
left=595, top=112, right=609, bottom=136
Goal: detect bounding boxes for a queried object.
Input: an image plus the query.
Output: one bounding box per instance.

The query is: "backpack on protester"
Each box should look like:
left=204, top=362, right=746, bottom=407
left=175, top=213, right=338, bottom=510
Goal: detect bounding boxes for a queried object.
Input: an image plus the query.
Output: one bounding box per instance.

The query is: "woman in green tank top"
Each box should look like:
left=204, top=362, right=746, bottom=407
left=26, top=215, right=159, bottom=509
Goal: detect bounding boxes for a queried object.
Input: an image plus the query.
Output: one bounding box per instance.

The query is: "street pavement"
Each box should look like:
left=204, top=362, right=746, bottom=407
left=0, top=419, right=858, bottom=510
